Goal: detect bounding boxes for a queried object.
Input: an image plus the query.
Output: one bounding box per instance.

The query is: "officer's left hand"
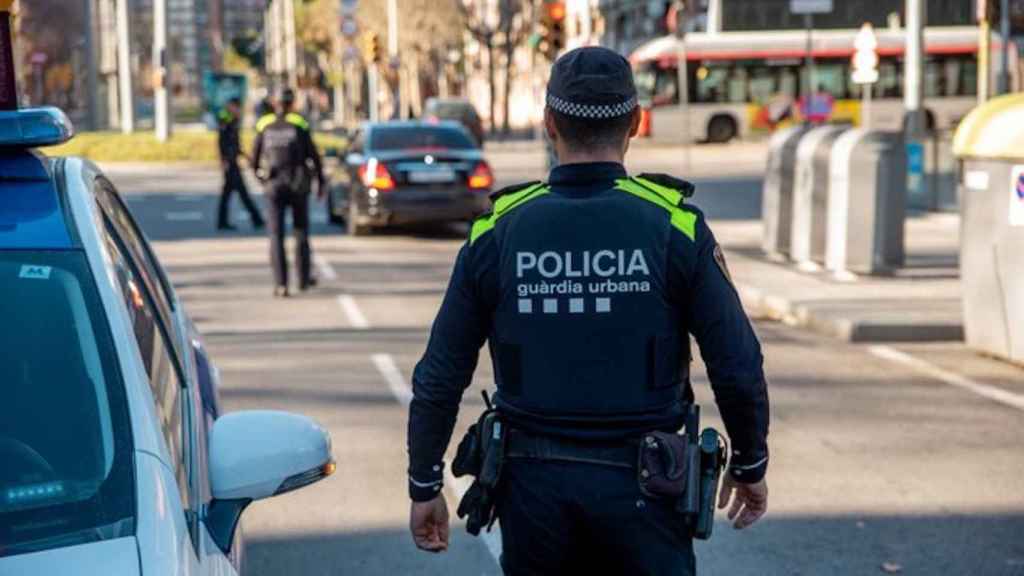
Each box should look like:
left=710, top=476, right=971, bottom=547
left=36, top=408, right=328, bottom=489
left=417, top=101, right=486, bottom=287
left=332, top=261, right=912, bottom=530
left=410, top=494, right=450, bottom=553
left=717, top=476, right=768, bottom=530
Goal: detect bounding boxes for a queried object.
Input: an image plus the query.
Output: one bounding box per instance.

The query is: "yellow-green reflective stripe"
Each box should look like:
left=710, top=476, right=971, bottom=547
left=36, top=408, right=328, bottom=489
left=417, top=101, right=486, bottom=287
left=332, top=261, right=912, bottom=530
left=285, top=112, right=309, bottom=130
left=255, top=114, right=276, bottom=132
left=632, top=176, right=683, bottom=206
left=470, top=184, right=549, bottom=244
left=615, top=179, right=697, bottom=242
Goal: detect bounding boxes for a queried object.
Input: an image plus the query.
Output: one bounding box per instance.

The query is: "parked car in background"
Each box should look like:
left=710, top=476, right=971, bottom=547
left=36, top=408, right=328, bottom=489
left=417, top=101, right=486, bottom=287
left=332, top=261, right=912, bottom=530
left=326, top=121, right=494, bottom=236
left=423, top=97, right=486, bottom=147
left=0, top=107, right=335, bottom=575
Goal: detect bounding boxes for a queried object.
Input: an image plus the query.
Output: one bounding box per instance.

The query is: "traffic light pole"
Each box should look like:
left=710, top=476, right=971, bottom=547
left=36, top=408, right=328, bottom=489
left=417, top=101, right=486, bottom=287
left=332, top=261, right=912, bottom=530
left=154, top=0, right=172, bottom=141
left=116, top=0, right=134, bottom=133
left=368, top=65, right=379, bottom=122
left=674, top=1, right=691, bottom=169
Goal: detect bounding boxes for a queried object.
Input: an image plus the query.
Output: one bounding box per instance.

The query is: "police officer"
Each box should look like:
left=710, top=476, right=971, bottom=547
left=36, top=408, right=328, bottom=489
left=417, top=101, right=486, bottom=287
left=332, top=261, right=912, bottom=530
left=407, top=47, right=769, bottom=574
left=216, top=97, right=264, bottom=231
left=252, top=88, right=326, bottom=297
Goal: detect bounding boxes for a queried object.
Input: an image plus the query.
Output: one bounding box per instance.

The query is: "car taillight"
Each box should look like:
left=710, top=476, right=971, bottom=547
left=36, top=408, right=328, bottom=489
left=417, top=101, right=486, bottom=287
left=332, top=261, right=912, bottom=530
left=468, top=162, right=493, bottom=190
left=358, top=159, right=395, bottom=191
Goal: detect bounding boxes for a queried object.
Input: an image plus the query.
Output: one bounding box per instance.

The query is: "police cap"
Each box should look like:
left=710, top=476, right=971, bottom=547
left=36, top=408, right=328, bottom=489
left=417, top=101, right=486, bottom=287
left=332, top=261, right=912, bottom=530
left=546, top=47, right=638, bottom=120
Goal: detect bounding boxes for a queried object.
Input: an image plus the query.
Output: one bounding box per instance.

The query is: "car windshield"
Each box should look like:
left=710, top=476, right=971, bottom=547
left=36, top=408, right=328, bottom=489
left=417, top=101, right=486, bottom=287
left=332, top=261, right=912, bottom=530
left=0, top=250, right=134, bottom=557
left=370, top=126, right=477, bottom=151
left=429, top=102, right=474, bottom=119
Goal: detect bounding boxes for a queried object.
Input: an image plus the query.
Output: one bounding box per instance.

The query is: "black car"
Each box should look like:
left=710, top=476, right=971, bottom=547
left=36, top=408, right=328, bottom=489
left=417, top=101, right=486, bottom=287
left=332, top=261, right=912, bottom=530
left=327, top=121, right=494, bottom=236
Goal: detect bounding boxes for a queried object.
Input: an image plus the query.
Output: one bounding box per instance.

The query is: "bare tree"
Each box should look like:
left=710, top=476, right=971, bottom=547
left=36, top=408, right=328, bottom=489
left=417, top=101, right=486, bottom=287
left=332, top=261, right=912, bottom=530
left=459, top=0, right=530, bottom=135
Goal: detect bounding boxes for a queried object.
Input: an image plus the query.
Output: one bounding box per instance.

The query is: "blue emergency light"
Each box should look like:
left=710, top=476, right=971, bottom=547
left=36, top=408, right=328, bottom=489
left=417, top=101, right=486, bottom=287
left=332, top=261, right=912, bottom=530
left=0, top=2, right=75, bottom=148
left=0, top=107, right=74, bottom=147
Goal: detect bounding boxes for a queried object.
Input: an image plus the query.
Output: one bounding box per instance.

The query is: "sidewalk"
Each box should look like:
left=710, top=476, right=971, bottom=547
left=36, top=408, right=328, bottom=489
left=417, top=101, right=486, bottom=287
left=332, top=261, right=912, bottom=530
left=716, top=214, right=964, bottom=342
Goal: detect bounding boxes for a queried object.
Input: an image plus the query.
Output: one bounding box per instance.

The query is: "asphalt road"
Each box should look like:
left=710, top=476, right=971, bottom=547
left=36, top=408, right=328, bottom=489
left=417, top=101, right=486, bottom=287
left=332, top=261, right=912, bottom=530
left=104, top=141, right=1024, bottom=575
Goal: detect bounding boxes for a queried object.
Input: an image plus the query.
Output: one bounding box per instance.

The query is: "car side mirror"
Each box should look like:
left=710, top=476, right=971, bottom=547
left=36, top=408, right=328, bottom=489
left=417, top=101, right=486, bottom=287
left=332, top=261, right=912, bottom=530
left=206, top=410, right=334, bottom=553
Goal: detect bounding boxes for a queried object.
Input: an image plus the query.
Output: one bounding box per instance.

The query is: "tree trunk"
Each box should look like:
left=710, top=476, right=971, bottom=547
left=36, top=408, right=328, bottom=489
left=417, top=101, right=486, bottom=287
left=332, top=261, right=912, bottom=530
left=486, top=39, right=497, bottom=135
left=502, top=28, right=514, bottom=135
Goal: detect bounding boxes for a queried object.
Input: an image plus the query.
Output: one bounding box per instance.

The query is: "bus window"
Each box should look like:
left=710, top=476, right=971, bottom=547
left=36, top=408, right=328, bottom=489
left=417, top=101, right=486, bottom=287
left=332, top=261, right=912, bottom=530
left=749, top=67, right=777, bottom=104
left=877, top=58, right=903, bottom=98
left=696, top=65, right=730, bottom=103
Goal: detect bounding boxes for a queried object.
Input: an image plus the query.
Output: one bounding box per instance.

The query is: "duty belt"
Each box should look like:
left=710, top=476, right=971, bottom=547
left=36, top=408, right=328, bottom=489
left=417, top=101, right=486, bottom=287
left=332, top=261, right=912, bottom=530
left=504, top=428, right=639, bottom=469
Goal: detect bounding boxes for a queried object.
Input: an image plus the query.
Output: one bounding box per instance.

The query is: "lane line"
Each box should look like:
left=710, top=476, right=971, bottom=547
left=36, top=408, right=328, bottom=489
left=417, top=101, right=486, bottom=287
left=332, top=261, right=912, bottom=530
left=370, top=353, right=503, bottom=565
left=337, top=294, right=370, bottom=329
left=165, top=211, right=204, bottom=222
left=869, top=345, right=1024, bottom=412
left=314, top=253, right=338, bottom=281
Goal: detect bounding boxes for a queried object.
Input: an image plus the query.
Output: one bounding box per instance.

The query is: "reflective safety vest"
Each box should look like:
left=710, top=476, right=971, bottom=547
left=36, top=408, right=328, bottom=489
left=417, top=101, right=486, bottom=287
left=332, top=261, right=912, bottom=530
left=256, top=111, right=310, bottom=133
left=474, top=176, right=699, bottom=422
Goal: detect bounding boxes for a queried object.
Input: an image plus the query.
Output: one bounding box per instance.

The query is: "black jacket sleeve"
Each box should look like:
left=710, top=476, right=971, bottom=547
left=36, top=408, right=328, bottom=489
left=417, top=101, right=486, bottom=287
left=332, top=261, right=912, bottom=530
left=298, top=127, right=325, bottom=184
left=671, top=212, right=770, bottom=483
left=251, top=129, right=265, bottom=180
left=407, top=242, right=492, bottom=501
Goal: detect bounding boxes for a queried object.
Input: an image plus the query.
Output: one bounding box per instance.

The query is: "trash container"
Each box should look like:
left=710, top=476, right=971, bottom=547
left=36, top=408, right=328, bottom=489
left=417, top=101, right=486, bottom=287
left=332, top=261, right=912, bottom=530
left=825, top=129, right=907, bottom=276
left=790, top=125, right=848, bottom=269
left=953, top=93, right=1024, bottom=364
left=762, top=124, right=811, bottom=259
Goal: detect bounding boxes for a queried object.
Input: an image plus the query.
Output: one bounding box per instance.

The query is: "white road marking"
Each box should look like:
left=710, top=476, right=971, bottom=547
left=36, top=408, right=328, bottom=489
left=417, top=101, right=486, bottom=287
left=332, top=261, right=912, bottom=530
left=370, top=353, right=503, bottom=565
left=165, top=211, right=204, bottom=222
left=869, top=345, right=1024, bottom=412
left=314, top=253, right=338, bottom=281
left=337, top=294, right=370, bottom=329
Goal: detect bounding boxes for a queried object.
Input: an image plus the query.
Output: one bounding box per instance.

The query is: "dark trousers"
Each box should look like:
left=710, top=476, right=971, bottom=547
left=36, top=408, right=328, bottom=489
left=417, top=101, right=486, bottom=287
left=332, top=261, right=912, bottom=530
left=218, top=161, right=264, bottom=227
left=266, top=189, right=311, bottom=289
left=497, top=460, right=695, bottom=576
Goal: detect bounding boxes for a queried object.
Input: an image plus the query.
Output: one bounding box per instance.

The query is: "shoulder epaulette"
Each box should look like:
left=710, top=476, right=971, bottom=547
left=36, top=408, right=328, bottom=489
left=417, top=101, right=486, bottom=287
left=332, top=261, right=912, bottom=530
left=615, top=176, right=698, bottom=242
left=488, top=180, right=542, bottom=202
left=471, top=182, right=549, bottom=245
left=636, top=173, right=696, bottom=199
left=285, top=112, right=310, bottom=131
left=255, top=113, right=277, bottom=133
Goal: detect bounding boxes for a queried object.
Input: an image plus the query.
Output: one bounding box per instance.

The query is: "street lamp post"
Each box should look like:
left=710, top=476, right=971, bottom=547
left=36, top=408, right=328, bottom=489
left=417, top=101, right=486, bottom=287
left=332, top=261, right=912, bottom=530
left=154, top=0, right=172, bottom=141
left=116, top=0, right=134, bottom=133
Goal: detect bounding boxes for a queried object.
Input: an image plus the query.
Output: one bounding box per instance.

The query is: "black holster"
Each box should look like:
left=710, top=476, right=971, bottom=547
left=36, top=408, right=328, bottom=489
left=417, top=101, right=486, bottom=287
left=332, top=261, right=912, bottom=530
left=637, top=405, right=727, bottom=540
left=452, top=410, right=505, bottom=536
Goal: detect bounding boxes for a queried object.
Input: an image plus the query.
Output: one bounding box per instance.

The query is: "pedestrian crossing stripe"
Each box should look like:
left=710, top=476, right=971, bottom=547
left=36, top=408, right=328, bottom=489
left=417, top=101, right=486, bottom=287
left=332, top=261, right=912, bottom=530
left=19, top=265, right=51, bottom=280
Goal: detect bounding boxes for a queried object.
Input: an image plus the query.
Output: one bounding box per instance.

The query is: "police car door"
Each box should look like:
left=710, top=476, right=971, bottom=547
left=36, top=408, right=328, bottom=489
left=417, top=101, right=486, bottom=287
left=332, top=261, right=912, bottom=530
left=92, top=177, right=239, bottom=576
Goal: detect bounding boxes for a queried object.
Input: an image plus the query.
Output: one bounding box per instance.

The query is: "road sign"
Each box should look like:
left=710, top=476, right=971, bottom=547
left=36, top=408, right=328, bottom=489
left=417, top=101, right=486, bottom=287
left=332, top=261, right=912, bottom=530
left=790, top=0, right=833, bottom=14
left=851, top=23, right=879, bottom=85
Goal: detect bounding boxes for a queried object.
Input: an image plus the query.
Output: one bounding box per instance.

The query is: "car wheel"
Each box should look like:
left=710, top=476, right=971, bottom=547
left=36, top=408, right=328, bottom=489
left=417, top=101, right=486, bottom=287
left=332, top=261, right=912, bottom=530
left=348, top=198, right=371, bottom=237
left=707, top=115, right=738, bottom=143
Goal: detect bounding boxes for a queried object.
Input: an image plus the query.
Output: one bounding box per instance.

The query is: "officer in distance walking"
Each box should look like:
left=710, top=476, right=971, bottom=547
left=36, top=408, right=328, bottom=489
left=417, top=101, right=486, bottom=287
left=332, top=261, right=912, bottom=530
left=406, top=47, right=770, bottom=574
left=216, top=97, right=264, bottom=231
left=252, top=88, right=326, bottom=298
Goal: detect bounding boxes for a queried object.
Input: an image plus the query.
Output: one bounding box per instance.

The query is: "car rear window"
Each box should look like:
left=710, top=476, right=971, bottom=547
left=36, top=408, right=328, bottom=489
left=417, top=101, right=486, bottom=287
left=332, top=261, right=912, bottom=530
left=370, top=126, right=477, bottom=151
left=0, top=250, right=134, bottom=557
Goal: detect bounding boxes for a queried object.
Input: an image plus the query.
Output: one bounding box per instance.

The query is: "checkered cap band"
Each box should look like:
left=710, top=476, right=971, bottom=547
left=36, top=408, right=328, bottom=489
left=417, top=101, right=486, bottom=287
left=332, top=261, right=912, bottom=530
left=546, top=93, right=638, bottom=119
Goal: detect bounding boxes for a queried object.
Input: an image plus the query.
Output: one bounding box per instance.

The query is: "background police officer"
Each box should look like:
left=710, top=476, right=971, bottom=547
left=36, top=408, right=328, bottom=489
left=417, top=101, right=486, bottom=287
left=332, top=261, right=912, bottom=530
left=251, top=88, right=326, bottom=298
left=216, top=97, right=264, bottom=231
left=407, top=47, right=769, bottom=574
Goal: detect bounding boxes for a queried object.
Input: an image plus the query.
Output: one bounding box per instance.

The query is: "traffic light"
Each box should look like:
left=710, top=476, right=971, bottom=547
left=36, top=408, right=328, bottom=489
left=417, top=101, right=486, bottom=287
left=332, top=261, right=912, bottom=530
left=362, top=32, right=382, bottom=65
left=538, top=1, right=565, bottom=61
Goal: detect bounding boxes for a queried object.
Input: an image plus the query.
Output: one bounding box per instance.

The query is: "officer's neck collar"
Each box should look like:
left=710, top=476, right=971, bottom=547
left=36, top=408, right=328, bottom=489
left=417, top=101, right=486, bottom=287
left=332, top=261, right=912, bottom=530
left=548, top=162, right=627, bottom=193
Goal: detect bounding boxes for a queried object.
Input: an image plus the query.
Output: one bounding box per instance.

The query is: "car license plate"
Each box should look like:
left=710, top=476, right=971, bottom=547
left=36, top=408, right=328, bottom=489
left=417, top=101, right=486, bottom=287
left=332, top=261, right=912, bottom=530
left=408, top=169, right=455, bottom=184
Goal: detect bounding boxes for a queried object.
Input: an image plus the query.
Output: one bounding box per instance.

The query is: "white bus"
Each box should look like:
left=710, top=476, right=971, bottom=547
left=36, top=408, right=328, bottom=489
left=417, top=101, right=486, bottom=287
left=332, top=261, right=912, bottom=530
left=631, top=26, right=1016, bottom=143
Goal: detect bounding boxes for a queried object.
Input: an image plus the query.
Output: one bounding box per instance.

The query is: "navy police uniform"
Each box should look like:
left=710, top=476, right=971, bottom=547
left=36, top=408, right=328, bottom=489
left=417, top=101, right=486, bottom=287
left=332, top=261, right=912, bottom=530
left=251, top=103, right=325, bottom=293
left=408, top=48, right=769, bottom=575
left=216, top=104, right=264, bottom=230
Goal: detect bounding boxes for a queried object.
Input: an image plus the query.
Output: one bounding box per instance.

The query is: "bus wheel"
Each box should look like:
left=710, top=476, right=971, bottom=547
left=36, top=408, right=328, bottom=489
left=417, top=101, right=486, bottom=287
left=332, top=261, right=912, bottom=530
left=707, top=115, right=737, bottom=143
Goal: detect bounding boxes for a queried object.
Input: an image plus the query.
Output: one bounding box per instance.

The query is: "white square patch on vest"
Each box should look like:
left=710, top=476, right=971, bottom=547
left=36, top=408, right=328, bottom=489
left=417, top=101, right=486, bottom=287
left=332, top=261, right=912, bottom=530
left=569, top=298, right=584, bottom=313
left=543, top=299, right=558, bottom=314
left=595, top=298, right=611, bottom=313
left=518, top=299, right=533, bottom=313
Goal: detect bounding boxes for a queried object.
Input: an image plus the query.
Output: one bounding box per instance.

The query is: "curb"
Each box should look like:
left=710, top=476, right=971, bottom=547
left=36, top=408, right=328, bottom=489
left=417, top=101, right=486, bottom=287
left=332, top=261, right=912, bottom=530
left=735, top=284, right=965, bottom=343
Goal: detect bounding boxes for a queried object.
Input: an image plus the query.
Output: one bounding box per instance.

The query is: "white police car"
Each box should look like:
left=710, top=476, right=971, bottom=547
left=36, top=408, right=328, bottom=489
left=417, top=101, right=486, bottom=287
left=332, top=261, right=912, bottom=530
left=0, top=107, right=335, bottom=574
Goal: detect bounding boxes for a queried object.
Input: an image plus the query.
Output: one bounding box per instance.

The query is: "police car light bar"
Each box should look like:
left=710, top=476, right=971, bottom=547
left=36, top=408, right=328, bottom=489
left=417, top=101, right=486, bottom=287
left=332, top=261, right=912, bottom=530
left=0, top=107, right=74, bottom=147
